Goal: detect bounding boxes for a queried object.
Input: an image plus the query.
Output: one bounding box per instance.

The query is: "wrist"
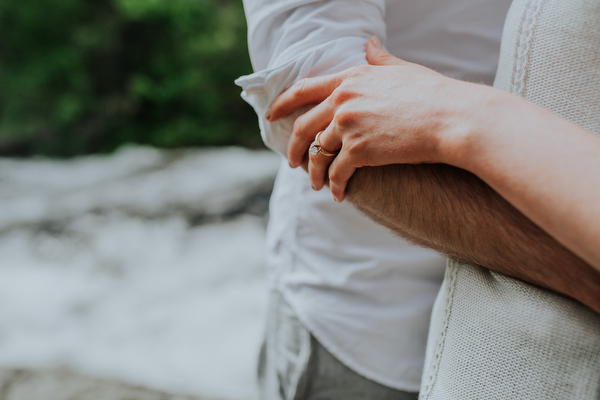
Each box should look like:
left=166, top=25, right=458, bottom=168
left=440, top=83, right=504, bottom=171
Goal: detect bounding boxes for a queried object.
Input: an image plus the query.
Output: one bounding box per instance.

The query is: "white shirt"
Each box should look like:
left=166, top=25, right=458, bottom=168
left=236, top=0, right=511, bottom=391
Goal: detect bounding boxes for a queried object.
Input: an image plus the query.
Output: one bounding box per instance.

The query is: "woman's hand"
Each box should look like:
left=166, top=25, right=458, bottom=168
left=267, top=36, right=487, bottom=202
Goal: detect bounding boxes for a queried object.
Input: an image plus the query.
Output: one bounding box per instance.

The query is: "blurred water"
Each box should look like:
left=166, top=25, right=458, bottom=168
left=0, top=146, right=281, bottom=400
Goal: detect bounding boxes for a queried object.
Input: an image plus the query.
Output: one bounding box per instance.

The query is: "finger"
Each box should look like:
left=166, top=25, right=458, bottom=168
left=366, top=36, right=408, bottom=66
left=267, top=73, right=345, bottom=121
left=308, top=151, right=332, bottom=191
left=327, top=149, right=358, bottom=202
left=287, top=101, right=335, bottom=168
left=299, top=157, right=309, bottom=173
left=316, top=124, right=341, bottom=156
left=308, top=128, right=341, bottom=191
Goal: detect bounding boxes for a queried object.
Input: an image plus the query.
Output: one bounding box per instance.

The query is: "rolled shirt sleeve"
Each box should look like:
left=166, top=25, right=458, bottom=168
left=235, top=0, right=386, bottom=155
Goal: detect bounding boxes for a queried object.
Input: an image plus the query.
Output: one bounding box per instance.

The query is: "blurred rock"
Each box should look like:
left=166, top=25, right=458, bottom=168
left=0, top=368, right=208, bottom=400
left=0, top=146, right=281, bottom=231
left=0, top=146, right=278, bottom=400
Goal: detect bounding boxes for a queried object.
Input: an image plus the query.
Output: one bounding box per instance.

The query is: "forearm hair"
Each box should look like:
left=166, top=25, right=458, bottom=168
left=346, top=163, right=600, bottom=312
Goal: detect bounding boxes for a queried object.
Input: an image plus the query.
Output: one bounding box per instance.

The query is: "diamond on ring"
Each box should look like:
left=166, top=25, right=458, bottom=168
left=309, top=142, right=320, bottom=156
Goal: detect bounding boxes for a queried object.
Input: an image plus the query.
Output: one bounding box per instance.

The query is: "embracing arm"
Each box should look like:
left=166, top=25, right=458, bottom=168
left=268, top=38, right=600, bottom=312
left=347, top=163, right=600, bottom=313
left=343, top=42, right=600, bottom=312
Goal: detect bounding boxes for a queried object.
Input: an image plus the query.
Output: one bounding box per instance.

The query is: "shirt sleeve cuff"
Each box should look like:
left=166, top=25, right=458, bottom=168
left=235, top=37, right=370, bottom=156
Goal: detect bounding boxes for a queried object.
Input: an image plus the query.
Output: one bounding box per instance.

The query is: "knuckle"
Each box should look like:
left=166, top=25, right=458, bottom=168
left=291, top=79, right=308, bottom=100
left=331, top=87, right=356, bottom=105
left=333, top=109, right=357, bottom=128
left=328, top=166, right=344, bottom=185
left=345, top=137, right=367, bottom=156
left=328, top=171, right=341, bottom=184
left=292, top=116, right=305, bottom=137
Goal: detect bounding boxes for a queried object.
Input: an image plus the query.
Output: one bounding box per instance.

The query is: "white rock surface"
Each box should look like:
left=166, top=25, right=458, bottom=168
left=0, top=368, right=204, bottom=400
left=0, top=146, right=282, bottom=400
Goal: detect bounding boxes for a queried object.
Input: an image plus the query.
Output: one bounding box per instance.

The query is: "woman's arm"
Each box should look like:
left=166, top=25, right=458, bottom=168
left=267, top=37, right=600, bottom=310
left=450, top=85, right=600, bottom=275
left=270, top=37, right=600, bottom=273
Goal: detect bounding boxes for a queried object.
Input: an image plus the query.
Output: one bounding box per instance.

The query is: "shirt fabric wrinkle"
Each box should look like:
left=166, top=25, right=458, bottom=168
left=236, top=0, right=511, bottom=391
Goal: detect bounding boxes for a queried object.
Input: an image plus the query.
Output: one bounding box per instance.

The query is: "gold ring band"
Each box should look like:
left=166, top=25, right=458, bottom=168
left=309, top=131, right=337, bottom=157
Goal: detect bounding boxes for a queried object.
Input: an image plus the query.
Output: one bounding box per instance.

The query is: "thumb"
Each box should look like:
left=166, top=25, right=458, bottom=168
left=366, top=36, right=406, bottom=66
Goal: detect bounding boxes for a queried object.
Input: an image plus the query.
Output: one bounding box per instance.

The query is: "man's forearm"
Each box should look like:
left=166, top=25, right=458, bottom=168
left=346, top=163, right=600, bottom=313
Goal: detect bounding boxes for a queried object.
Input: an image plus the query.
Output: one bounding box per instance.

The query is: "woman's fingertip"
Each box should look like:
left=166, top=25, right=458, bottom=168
left=265, top=108, right=272, bottom=121
left=288, top=156, right=300, bottom=168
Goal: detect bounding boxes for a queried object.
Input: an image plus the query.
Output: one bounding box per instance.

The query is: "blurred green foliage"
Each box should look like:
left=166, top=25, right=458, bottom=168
left=0, top=0, right=260, bottom=157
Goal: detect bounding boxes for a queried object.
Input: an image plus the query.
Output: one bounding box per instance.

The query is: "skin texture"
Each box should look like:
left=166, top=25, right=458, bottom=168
left=267, top=36, right=600, bottom=312
left=269, top=36, right=480, bottom=202
left=346, top=163, right=600, bottom=314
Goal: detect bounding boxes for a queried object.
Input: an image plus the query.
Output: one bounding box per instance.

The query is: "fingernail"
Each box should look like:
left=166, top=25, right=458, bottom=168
left=311, top=184, right=316, bottom=190
left=370, top=35, right=382, bottom=49
left=333, top=196, right=339, bottom=202
left=289, top=160, right=294, bottom=168
left=265, top=110, right=271, bottom=121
